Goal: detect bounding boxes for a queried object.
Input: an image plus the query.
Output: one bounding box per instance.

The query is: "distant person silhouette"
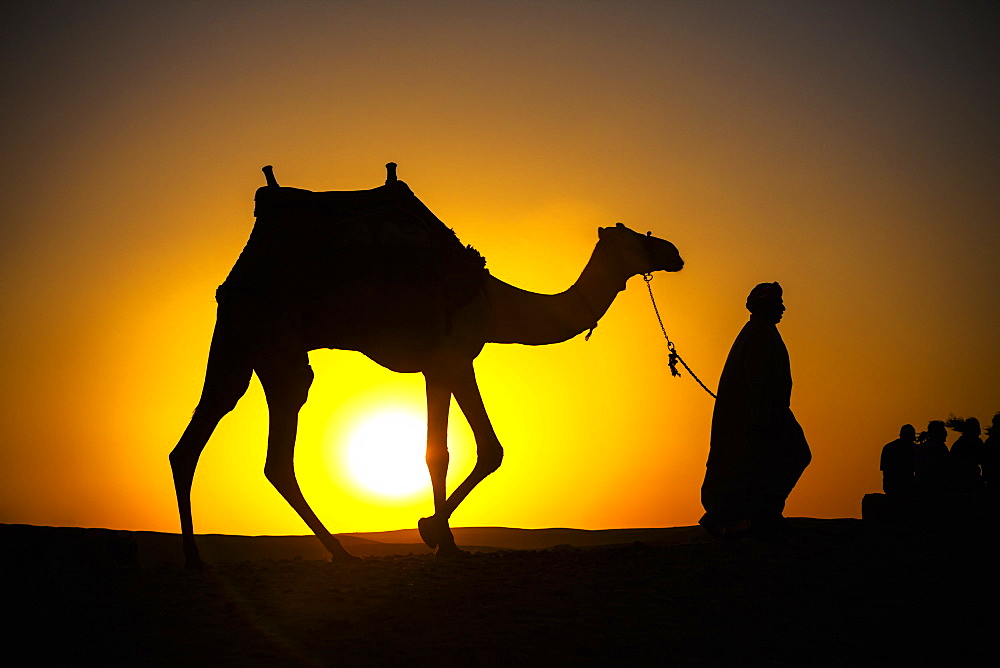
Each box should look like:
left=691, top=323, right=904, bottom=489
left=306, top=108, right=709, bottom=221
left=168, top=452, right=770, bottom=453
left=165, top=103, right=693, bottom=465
left=912, top=420, right=949, bottom=500
left=880, top=424, right=916, bottom=497
left=946, top=416, right=984, bottom=490
left=700, top=282, right=811, bottom=538
left=982, top=412, right=999, bottom=490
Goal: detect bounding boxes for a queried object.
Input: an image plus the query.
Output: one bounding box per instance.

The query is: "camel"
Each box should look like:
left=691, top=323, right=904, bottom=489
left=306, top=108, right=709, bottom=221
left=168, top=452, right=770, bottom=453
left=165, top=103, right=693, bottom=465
left=169, top=163, right=683, bottom=565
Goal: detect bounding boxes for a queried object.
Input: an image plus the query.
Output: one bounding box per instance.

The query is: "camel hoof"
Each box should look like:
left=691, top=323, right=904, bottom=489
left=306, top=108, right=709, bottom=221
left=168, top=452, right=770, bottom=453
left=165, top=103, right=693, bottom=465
left=184, top=559, right=206, bottom=571
left=420, top=516, right=466, bottom=557
left=183, top=541, right=204, bottom=570
left=418, top=517, right=439, bottom=549
left=435, top=544, right=470, bottom=559
left=330, top=549, right=362, bottom=563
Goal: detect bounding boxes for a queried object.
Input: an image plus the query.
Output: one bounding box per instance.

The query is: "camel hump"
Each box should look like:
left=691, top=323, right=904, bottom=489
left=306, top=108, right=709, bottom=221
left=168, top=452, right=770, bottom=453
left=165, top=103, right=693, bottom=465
left=220, top=166, right=487, bottom=308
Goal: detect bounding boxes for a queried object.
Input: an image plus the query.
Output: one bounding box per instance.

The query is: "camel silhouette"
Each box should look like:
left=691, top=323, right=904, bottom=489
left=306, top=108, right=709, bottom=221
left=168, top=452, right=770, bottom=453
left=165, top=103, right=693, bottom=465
left=169, top=163, right=684, bottom=565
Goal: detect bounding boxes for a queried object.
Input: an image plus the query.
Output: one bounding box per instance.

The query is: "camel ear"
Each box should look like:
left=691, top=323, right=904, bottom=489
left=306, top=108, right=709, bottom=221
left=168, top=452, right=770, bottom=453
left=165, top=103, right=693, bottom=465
left=598, top=226, right=609, bottom=240
left=616, top=222, right=626, bottom=229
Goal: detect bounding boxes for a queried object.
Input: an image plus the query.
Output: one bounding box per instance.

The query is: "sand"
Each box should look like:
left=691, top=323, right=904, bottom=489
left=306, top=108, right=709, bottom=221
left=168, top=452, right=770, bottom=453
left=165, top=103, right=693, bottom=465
left=4, top=519, right=995, bottom=664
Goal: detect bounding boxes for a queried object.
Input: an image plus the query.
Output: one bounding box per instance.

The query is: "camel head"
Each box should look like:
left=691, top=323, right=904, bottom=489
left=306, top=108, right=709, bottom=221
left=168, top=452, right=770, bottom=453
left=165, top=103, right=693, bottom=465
left=598, top=222, right=684, bottom=275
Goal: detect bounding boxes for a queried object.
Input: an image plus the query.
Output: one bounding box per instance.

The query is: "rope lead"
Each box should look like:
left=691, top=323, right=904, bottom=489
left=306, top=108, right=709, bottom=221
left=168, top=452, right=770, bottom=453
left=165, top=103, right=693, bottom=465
left=643, top=274, right=717, bottom=399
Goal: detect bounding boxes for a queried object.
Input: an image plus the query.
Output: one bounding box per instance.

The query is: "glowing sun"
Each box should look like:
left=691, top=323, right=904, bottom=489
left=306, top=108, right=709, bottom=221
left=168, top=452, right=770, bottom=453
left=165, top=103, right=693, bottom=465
left=343, top=409, right=430, bottom=498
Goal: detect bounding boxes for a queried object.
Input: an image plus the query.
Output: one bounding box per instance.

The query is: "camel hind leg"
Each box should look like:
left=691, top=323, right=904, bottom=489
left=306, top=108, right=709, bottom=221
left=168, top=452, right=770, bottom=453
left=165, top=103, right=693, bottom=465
left=420, top=363, right=503, bottom=557
left=419, top=372, right=457, bottom=554
left=256, top=353, right=359, bottom=563
left=169, top=325, right=253, bottom=568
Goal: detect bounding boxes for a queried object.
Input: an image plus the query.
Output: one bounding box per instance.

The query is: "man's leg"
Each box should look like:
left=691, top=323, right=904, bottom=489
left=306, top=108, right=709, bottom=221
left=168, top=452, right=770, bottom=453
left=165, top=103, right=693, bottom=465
left=749, top=414, right=811, bottom=530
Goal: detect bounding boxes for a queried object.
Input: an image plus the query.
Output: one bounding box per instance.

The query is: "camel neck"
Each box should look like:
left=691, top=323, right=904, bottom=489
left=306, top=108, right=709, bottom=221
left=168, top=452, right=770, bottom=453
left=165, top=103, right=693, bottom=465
left=484, top=240, right=632, bottom=345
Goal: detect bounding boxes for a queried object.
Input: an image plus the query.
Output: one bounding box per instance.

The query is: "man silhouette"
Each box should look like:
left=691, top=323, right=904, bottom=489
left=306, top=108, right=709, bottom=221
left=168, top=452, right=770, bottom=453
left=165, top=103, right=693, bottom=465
left=983, top=412, right=999, bottom=491
left=913, top=420, right=949, bottom=500
left=700, top=282, right=811, bottom=538
left=881, top=424, right=916, bottom=496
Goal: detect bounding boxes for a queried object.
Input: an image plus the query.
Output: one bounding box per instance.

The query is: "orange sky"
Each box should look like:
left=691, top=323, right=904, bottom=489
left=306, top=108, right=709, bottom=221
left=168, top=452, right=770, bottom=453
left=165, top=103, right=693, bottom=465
left=1, top=1, right=997, bottom=535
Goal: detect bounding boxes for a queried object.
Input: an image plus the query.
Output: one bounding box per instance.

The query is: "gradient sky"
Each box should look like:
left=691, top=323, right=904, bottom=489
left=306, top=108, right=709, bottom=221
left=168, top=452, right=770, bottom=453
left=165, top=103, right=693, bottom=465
left=1, top=1, right=997, bottom=535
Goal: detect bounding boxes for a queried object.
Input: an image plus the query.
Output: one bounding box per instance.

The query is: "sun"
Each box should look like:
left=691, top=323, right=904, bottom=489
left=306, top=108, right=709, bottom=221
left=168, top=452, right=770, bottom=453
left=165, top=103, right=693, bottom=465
left=342, top=409, right=430, bottom=499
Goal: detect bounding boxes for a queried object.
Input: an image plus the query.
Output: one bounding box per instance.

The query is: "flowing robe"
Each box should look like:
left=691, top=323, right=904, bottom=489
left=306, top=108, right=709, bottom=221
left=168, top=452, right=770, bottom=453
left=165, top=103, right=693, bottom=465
left=701, top=317, right=811, bottom=528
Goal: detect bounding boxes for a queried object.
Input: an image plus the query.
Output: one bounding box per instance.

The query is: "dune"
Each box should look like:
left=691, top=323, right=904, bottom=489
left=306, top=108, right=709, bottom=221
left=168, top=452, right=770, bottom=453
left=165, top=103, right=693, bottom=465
left=3, top=518, right=995, bottom=664
left=0, top=522, right=714, bottom=568
left=348, top=525, right=713, bottom=550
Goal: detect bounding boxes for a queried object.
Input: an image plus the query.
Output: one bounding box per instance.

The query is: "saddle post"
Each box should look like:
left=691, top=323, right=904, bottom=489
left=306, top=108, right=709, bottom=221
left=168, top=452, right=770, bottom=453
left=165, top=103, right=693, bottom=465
left=262, top=165, right=279, bottom=188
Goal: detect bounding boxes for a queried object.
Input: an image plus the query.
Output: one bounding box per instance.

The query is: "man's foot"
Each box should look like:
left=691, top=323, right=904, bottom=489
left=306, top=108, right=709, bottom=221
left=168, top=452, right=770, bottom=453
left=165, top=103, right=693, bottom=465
left=184, top=557, right=207, bottom=571
left=700, top=516, right=752, bottom=540
left=750, top=515, right=798, bottom=539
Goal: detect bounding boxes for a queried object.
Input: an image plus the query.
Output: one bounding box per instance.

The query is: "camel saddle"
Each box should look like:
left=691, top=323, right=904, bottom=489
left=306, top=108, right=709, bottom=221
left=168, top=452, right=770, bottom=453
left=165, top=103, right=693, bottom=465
left=218, top=164, right=487, bottom=313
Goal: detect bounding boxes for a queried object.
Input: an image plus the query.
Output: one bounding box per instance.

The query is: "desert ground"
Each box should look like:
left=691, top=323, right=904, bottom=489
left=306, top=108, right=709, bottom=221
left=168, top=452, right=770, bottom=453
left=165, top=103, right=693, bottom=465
left=4, top=518, right=996, bottom=665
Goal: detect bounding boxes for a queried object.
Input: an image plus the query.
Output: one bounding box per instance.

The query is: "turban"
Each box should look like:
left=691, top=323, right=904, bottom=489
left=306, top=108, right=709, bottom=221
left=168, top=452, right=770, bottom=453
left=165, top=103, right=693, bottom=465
left=746, top=282, right=782, bottom=313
